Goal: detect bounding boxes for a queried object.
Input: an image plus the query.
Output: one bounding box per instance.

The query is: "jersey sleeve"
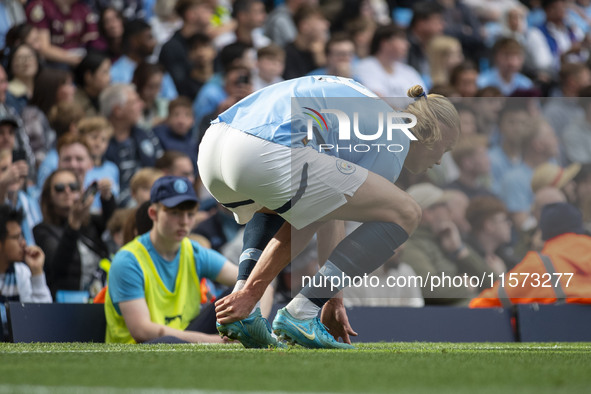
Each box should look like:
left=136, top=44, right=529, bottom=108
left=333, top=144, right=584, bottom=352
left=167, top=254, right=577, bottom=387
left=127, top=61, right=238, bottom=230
left=192, top=241, right=227, bottom=280
left=26, top=0, right=50, bottom=30
left=82, top=8, right=100, bottom=45
left=108, top=250, right=145, bottom=304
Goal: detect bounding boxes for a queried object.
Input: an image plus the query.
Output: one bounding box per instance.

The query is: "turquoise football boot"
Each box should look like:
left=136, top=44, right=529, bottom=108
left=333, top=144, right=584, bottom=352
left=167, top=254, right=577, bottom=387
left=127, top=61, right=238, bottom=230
left=216, top=308, right=285, bottom=349
left=272, top=308, right=354, bottom=349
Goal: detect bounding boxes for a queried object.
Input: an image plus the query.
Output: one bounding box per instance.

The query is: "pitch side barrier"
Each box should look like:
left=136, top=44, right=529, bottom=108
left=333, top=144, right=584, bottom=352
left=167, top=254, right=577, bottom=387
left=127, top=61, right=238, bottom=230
left=4, top=302, right=591, bottom=343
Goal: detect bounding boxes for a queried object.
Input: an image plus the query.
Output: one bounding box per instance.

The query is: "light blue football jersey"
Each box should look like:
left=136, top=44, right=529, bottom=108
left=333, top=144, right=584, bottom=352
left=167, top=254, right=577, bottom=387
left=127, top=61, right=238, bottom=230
left=214, top=76, right=412, bottom=183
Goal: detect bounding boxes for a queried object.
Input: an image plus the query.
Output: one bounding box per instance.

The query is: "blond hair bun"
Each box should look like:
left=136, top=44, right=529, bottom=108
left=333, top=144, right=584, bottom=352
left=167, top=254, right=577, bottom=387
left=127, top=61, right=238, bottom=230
left=407, top=85, right=426, bottom=99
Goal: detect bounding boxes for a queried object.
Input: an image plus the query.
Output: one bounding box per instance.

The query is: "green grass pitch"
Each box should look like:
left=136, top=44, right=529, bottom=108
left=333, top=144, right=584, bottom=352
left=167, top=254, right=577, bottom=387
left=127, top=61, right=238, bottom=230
left=1, top=342, right=590, bottom=393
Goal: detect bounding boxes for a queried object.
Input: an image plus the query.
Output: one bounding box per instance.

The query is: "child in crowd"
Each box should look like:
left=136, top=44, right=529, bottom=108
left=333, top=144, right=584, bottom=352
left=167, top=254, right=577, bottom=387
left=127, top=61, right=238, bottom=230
left=78, top=117, right=120, bottom=213
left=252, top=44, right=285, bottom=91
left=477, top=37, right=533, bottom=96
left=154, top=97, right=198, bottom=172
left=129, top=167, right=164, bottom=206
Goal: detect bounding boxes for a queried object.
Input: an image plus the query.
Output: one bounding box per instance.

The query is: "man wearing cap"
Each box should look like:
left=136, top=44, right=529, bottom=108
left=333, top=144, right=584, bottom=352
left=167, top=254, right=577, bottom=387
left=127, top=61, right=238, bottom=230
left=104, top=176, right=238, bottom=343
left=471, top=202, right=591, bottom=307
left=400, top=182, right=490, bottom=304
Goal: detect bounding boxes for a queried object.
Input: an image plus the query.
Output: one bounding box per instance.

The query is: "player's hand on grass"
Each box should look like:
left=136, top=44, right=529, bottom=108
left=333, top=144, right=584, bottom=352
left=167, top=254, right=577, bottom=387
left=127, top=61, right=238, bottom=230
left=215, top=290, right=258, bottom=324
left=320, top=297, right=358, bottom=345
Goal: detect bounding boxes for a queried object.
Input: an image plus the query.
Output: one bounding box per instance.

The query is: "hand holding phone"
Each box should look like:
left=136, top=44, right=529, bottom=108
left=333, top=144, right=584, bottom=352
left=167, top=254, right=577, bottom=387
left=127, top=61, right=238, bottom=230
left=82, top=182, right=99, bottom=202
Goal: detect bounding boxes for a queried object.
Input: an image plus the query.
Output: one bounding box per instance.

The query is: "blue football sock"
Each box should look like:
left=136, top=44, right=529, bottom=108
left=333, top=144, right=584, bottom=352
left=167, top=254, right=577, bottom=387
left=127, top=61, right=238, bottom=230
left=300, top=222, right=409, bottom=308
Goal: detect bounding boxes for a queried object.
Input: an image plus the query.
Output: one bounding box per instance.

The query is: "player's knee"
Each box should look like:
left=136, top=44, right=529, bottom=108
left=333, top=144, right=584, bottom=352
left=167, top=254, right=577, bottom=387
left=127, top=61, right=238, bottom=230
left=392, top=196, right=421, bottom=234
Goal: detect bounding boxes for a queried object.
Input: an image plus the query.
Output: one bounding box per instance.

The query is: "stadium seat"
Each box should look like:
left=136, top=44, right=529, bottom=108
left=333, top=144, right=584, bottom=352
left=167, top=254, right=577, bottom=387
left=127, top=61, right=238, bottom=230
left=516, top=303, right=591, bottom=342
left=6, top=302, right=106, bottom=343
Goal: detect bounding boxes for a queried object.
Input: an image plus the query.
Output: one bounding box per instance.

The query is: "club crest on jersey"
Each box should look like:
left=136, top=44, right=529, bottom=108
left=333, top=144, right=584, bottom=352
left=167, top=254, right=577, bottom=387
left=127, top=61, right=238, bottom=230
left=336, top=159, right=356, bottom=175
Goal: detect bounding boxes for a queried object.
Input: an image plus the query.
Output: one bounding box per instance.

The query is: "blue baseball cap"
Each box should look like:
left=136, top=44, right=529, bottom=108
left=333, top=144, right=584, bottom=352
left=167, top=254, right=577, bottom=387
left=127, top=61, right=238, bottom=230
left=150, top=176, right=199, bottom=207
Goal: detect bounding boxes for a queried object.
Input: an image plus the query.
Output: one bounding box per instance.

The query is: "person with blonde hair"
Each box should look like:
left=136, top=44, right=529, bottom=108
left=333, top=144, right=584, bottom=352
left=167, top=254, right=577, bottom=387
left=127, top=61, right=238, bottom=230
left=198, top=75, right=460, bottom=349
left=129, top=168, right=165, bottom=206
left=426, top=35, right=464, bottom=88
left=78, top=116, right=119, bottom=213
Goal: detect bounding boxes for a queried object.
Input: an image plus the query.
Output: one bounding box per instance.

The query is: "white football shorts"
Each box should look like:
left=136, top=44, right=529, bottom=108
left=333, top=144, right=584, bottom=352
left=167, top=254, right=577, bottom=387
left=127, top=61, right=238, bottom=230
left=198, top=122, right=368, bottom=229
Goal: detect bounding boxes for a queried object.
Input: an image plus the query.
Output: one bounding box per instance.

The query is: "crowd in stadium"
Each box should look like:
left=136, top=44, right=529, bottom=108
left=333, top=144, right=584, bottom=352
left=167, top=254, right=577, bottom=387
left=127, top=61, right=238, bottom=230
left=2, top=0, right=591, bottom=343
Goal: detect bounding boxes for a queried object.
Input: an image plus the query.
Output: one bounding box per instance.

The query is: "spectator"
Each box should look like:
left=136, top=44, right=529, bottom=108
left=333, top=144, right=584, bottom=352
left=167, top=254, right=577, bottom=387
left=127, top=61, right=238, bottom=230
left=155, top=151, right=195, bottom=184
left=0, top=0, right=25, bottom=50
left=110, top=19, right=178, bottom=100
left=104, top=176, right=238, bottom=343
left=3, top=24, right=42, bottom=68
left=308, top=33, right=356, bottom=79
left=465, top=195, right=516, bottom=275
left=462, top=0, right=524, bottom=22
left=407, top=1, right=446, bottom=79
left=92, top=7, right=124, bottom=62
left=477, top=37, right=534, bottom=96
left=101, top=83, right=164, bottom=207
left=0, top=64, right=31, bottom=163
left=438, top=0, right=486, bottom=63
left=133, top=62, right=169, bottom=129
left=282, top=5, right=329, bottom=80
left=264, top=0, right=306, bottom=47
left=78, top=117, right=120, bottom=213
left=0, top=148, right=42, bottom=246
left=345, top=16, right=375, bottom=61
left=544, top=63, right=590, bottom=143
left=500, top=117, right=560, bottom=230
left=159, top=0, right=214, bottom=100
left=356, top=24, right=426, bottom=97
left=6, top=44, right=40, bottom=108
left=73, top=51, right=112, bottom=117
left=25, top=0, right=99, bottom=66
left=129, top=167, right=164, bottom=206
left=488, top=102, right=529, bottom=194
left=448, top=134, right=494, bottom=198
left=57, top=133, right=94, bottom=187
left=37, top=102, right=84, bottom=189
left=0, top=204, right=51, bottom=340
left=471, top=202, right=591, bottom=307
left=197, top=64, right=254, bottom=137
left=22, top=67, right=75, bottom=166
left=400, top=183, right=489, bottom=304
left=525, top=0, right=587, bottom=75
left=473, top=86, right=505, bottom=139
left=34, top=168, right=114, bottom=298
left=445, top=189, right=471, bottom=237
left=192, top=43, right=253, bottom=127
left=573, top=164, right=591, bottom=232
left=455, top=103, right=479, bottom=134
left=531, top=161, right=581, bottom=204
left=154, top=97, right=197, bottom=172
left=105, top=208, right=134, bottom=256
left=426, top=35, right=464, bottom=88
left=562, top=85, right=591, bottom=164
left=185, top=33, right=216, bottom=98
left=252, top=44, right=285, bottom=91
left=94, top=0, right=144, bottom=21
left=149, top=0, right=183, bottom=59
left=214, top=0, right=269, bottom=50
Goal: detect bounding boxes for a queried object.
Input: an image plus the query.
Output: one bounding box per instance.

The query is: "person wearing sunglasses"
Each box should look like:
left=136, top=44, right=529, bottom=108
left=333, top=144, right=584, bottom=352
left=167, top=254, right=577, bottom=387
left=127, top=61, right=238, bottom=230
left=33, top=169, right=114, bottom=298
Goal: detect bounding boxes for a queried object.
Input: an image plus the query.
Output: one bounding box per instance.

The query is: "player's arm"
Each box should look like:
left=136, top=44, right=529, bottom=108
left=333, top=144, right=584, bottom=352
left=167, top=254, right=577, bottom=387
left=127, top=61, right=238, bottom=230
left=316, top=220, right=358, bottom=344
left=216, top=221, right=320, bottom=323
left=119, top=298, right=225, bottom=344
left=37, top=29, right=82, bottom=66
